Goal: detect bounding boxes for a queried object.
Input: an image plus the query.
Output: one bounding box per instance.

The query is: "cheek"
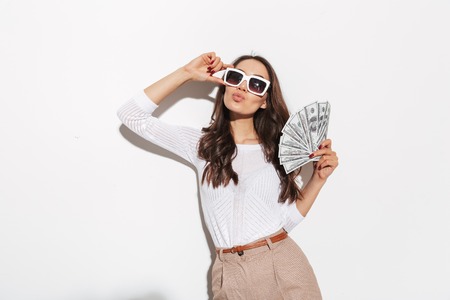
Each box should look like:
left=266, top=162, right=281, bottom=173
left=253, top=94, right=268, bottom=108
left=224, top=86, right=235, bottom=96
left=222, top=88, right=232, bottom=104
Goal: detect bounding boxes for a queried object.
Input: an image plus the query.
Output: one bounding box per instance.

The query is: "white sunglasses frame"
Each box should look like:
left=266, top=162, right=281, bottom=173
left=222, top=68, right=271, bottom=96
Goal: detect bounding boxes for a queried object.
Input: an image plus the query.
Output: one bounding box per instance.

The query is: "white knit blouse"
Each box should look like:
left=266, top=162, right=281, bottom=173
left=117, top=90, right=305, bottom=248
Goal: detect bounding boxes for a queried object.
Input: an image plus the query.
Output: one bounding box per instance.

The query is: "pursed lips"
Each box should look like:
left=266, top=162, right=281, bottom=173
left=232, top=92, right=244, bottom=102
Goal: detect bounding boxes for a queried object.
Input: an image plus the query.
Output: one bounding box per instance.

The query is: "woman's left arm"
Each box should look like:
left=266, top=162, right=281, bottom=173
left=296, top=139, right=339, bottom=217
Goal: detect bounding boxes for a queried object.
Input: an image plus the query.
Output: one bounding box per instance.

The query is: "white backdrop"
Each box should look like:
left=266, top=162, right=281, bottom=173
left=1, top=1, right=449, bottom=299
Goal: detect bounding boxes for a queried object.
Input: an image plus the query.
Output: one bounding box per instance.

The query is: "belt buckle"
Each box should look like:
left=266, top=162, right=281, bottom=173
left=230, top=247, right=244, bottom=256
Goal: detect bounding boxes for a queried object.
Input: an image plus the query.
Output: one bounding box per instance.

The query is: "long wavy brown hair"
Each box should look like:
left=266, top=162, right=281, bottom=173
left=197, top=55, right=302, bottom=204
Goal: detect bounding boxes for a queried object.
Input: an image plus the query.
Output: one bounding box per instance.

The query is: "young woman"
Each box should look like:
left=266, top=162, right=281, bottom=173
left=117, top=52, right=338, bottom=299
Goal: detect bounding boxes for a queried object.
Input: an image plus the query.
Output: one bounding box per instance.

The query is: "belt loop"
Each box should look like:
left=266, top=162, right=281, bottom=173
left=266, top=236, right=274, bottom=250
left=218, top=248, right=224, bottom=261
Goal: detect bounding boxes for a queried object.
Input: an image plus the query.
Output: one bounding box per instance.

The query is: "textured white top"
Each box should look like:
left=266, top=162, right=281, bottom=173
left=117, top=90, right=304, bottom=248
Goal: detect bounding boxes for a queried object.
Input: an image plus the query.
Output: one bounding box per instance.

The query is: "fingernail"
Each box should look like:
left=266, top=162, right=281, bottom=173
left=309, top=153, right=314, bottom=159
left=210, top=59, right=215, bottom=65
left=207, top=66, right=212, bottom=70
left=319, top=145, right=322, bottom=149
left=210, top=70, right=215, bottom=74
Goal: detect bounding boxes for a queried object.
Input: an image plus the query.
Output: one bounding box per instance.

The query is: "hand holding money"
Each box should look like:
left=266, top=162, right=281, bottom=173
left=309, top=138, right=339, bottom=181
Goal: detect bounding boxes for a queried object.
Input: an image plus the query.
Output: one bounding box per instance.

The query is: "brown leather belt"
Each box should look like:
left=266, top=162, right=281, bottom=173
left=217, top=231, right=288, bottom=256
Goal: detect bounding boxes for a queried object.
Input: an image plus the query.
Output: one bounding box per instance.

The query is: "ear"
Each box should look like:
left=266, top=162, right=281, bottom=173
left=260, top=101, right=267, bottom=109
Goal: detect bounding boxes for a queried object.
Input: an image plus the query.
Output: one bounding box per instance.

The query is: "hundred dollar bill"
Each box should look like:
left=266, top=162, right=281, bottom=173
left=286, top=112, right=310, bottom=151
left=317, top=102, right=331, bottom=144
left=323, top=103, right=330, bottom=139
left=283, top=157, right=310, bottom=174
left=282, top=123, right=302, bottom=143
left=317, top=102, right=327, bottom=139
left=280, top=131, right=309, bottom=151
left=281, top=155, right=321, bottom=173
left=280, top=153, right=309, bottom=163
left=282, top=113, right=309, bottom=150
left=297, top=108, right=313, bottom=153
left=305, top=102, right=320, bottom=149
left=278, top=145, right=307, bottom=157
left=282, top=153, right=321, bottom=164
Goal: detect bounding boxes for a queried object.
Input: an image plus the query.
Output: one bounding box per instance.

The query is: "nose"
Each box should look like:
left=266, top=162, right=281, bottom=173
left=237, top=80, right=247, bottom=92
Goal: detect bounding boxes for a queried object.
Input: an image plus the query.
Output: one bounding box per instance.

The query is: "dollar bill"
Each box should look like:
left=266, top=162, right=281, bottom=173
left=287, top=113, right=310, bottom=149
left=305, top=102, right=319, bottom=149
left=280, top=153, right=309, bottom=163
left=316, top=102, right=328, bottom=147
left=317, top=102, right=330, bottom=144
left=278, top=145, right=308, bottom=157
left=297, top=108, right=313, bottom=152
left=280, top=131, right=309, bottom=151
left=282, top=113, right=309, bottom=150
left=282, top=123, right=303, bottom=144
left=283, top=157, right=310, bottom=174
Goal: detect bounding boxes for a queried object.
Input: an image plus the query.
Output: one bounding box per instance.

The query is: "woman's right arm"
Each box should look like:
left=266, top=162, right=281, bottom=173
left=117, top=52, right=231, bottom=164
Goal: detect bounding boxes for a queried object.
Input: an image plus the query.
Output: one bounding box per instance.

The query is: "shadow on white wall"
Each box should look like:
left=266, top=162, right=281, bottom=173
left=119, top=81, right=221, bottom=299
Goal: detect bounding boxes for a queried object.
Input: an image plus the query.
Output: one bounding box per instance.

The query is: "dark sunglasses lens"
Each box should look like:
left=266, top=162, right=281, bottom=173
left=225, top=70, right=243, bottom=85
left=249, top=78, right=267, bottom=94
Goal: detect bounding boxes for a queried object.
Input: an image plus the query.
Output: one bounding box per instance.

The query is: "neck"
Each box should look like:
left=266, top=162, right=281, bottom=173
left=230, top=117, right=259, bottom=144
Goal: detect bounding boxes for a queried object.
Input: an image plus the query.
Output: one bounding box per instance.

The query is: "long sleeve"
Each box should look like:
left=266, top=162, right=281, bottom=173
left=117, top=90, right=202, bottom=165
left=282, top=200, right=305, bottom=232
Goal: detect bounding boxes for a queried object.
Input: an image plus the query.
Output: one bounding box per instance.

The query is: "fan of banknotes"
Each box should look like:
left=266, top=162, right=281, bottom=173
left=279, top=101, right=331, bottom=174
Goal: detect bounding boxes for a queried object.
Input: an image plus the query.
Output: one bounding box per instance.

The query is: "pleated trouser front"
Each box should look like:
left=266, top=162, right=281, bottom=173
left=212, top=234, right=322, bottom=300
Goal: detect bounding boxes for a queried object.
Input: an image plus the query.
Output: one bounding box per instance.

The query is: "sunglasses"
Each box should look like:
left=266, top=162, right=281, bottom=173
left=222, top=68, right=271, bottom=96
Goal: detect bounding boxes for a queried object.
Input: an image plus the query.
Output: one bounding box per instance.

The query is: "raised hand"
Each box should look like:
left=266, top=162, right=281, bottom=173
left=183, top=52, right=233, bottom=84
left=144, top=52, right=232, bottom=104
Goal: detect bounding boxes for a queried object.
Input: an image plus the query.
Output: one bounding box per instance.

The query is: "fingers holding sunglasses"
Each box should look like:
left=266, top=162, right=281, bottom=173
left=201, top=52, right=217, bottom=66
left=207, top=59, right=233, bottom=85
left=184, top=52, right=214, bottom=81
left=207, top=58, right=232, bottom=76
left=207, top=73, right=226, bottom=85
left=185, top=52, right=228, bottom=82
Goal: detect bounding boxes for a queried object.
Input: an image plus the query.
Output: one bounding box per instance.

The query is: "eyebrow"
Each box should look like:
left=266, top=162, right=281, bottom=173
left=237, top=68, right=266, bottom=79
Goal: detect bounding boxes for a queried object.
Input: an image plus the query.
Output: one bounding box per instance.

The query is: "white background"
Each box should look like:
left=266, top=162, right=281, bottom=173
left=1, top=0, right=449, bottom=299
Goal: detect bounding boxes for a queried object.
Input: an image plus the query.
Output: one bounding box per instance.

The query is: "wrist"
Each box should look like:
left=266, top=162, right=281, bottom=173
left=310, top=172, right=327, bottom=186
left=176, top=67, right=194, bottom=83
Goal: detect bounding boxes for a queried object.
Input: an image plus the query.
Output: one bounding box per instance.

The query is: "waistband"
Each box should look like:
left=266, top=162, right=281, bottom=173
left=216, top=230, right=288, bottom=256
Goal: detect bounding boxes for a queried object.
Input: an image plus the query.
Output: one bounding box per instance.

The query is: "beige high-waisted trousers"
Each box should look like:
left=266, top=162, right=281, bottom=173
left=212, top=230, right=322, bottom=300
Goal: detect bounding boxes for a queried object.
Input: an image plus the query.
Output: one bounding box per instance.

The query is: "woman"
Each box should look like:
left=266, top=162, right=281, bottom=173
left=117, top=52, right=338, bottom=299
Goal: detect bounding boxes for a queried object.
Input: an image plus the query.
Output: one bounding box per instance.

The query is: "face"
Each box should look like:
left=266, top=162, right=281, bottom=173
left=223, top=59, right=270, bottom=119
